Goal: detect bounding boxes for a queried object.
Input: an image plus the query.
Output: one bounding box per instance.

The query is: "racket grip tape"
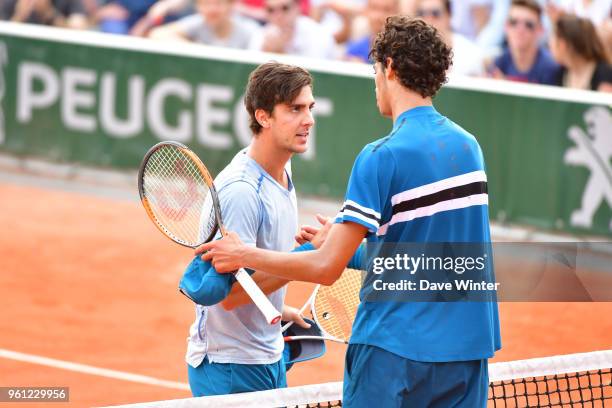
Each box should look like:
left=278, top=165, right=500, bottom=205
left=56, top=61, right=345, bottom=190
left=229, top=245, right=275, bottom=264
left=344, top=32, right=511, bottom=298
left=234, top=268, right=282, bottom=324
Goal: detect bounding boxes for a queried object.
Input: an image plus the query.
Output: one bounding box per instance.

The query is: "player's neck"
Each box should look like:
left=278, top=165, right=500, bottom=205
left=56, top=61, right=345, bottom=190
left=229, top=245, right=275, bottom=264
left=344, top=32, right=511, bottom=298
left=247, top=140, right=291, bottom=187
left=390, top=88, right=433, bottom=122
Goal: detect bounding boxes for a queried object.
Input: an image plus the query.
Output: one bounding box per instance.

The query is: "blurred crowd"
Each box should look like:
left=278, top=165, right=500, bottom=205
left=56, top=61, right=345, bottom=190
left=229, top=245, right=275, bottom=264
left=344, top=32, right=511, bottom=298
left=1, top=0, right=611, bottom=92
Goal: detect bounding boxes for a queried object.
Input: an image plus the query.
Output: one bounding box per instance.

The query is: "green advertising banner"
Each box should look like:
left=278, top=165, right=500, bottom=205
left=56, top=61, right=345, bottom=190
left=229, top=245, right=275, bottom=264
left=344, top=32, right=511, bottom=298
left=0, top=22, right=610, bottom=237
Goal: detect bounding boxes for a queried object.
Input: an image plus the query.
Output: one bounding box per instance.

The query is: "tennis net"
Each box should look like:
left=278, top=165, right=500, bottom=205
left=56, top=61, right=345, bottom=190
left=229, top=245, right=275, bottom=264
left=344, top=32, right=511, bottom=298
left=107, top=350, right=611, bottom=407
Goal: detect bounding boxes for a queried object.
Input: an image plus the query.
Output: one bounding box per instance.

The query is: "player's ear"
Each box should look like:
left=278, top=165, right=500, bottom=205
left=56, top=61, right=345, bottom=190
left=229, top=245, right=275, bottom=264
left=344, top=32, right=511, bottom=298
left=385, top=57, right=395, bottom=80
left=255, top=109, right=270, bottom=128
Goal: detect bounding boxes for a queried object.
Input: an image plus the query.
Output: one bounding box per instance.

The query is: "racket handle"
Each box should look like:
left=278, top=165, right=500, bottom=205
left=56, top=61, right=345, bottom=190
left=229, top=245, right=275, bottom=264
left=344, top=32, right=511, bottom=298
left=234, top=268, right=282, bottom=325
left=284, top=335, right=347, bottom=344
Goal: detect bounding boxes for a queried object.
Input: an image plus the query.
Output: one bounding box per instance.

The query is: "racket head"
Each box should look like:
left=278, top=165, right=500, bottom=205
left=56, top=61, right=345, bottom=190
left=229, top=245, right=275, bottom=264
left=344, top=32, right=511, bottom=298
left=311, top=268, right=363, bottom=343
left=138, top=141, right=221, bottom=248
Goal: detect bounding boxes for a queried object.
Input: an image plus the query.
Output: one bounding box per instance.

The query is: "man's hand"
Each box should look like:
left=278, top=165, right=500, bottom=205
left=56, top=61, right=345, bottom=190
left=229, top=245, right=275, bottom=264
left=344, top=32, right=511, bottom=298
left=196, top=231, right=246, bottom=273
left=282, top=305, right=311, bottom=329
left=295, top=214, right=332, bottom=248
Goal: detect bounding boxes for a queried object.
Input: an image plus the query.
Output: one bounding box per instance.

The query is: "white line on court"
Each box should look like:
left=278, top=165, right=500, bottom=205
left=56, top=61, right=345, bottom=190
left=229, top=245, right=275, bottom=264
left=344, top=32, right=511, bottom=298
left=0, top=348, right=190, bottom=390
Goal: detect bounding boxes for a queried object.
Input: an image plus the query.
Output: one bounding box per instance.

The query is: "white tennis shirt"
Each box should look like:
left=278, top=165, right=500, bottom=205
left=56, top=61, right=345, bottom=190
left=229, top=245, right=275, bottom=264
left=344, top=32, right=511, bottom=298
left=186, top=149, right=298, bottom=366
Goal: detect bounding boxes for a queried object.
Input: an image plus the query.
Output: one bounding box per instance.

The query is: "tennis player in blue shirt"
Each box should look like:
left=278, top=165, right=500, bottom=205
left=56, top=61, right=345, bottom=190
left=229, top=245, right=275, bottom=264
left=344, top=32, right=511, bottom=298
left=199, top=16, right=501, bottom=407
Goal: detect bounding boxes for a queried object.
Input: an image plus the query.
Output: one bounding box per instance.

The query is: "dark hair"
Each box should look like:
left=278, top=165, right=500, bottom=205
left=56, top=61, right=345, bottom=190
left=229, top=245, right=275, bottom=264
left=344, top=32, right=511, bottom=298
left=369, top=16, right=452, bottom=98
left=244, top=62, right=313, bottom=135
left=511, top=0, right=542, bottom=20
left=555, top=15, right=610, bottom=64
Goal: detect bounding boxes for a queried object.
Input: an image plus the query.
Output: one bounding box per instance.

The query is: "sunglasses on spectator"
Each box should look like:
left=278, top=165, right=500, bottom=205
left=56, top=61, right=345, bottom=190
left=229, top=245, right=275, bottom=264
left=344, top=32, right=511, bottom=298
left=266, top=2, right=294, bottom=13
left=416, top=8, right=445, bottom=18
left=507, top=18, right=537, bottom=31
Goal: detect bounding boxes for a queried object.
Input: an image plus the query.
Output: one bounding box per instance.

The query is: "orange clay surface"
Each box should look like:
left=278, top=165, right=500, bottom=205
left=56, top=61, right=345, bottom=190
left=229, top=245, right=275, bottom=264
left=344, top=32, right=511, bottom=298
left=0, top=182, right=611, bottom=407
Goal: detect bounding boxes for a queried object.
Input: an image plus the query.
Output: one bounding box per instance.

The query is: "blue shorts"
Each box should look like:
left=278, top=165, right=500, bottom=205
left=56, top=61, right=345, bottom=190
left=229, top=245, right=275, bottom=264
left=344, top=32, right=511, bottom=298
left=343, top=344, right=488, bottom=408
left=188, top=356, right=287, bottom=397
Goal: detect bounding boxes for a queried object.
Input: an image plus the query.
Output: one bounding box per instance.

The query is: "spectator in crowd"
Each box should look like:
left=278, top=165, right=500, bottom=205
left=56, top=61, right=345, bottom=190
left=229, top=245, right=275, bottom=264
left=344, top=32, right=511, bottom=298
left=550, top=14, right=612, bottom=91
left=148, top=0, right=259, bottom=48
left=95, top=0, right=158, bottom=34
left=546, top=0, right=612, bottom=63
left=1, top=0, right=88, bottom=29
left=451, top=0, right=493, bottom=40
left=546, top=0, right=611, bottom=28
left=249, top=0, right=336, bottom=59
left=236, top=0, right=310, bottom=23
left=310, top=0, right=364, bottom=44
left=491, top=0, right=562, bottom=85
left=344, top=0, right=399, bottom=62
left=416, top=0, right=485, bottom=76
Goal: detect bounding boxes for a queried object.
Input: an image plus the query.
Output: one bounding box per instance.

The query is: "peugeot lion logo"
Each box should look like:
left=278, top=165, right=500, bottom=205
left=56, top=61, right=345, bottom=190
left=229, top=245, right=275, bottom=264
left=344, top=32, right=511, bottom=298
left=564, top=107, right=612, bottom=232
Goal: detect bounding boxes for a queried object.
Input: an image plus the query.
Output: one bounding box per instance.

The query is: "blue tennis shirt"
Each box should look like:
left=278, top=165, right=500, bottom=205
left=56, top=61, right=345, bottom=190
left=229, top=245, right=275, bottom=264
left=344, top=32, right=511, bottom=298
left=335, top=106, right=501, bottom=362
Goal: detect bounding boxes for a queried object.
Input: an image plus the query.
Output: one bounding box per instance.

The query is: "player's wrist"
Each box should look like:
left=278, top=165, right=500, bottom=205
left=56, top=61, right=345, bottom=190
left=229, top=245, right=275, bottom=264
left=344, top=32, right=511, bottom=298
left=240, top=245, right=255, bottom=269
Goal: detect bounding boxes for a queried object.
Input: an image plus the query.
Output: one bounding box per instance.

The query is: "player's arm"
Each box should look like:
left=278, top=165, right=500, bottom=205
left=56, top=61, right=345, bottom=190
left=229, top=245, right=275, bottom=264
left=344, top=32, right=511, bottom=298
left=179, top=257, right=288, bottom=308
left=200, top=145, right=386, bottom=284
left=220, top=271, right=288, bottom=310
left=220, top=241, right=366, bottom=310
left=200, top=221, right=367, bottom=285
left=220, top=231, right=324, bottom=310
left=297, top=214, right=366, bottom=270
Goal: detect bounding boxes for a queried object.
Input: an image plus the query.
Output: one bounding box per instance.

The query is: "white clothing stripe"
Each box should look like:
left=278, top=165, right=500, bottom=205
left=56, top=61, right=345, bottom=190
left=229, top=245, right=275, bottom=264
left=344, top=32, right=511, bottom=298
left=342, top=199, right=381, bottom=220
left=377, top=193, right=489, bottom=236
left=336, top=209, right=380, bottom=230
left=390, top=171, right=487, bottom=205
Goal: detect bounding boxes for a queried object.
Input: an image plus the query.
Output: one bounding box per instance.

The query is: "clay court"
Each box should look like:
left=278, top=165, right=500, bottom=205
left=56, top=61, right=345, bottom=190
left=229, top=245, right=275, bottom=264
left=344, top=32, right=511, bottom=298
left=0, top=173, right=611, bottom=407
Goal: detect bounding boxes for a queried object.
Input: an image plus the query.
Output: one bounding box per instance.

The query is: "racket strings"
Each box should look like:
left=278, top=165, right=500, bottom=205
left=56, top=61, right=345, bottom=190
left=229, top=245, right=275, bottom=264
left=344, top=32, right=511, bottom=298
left=142, top=145, right=215, bottom=246
left=314, top=269, right=362, bottom=342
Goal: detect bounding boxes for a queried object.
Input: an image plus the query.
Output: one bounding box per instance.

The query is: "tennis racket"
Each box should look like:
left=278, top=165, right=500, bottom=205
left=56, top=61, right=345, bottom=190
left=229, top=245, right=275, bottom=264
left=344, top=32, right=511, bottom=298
left=283, top=268, right=363, bottom=344
left=138, top=141, right=282, bottom=325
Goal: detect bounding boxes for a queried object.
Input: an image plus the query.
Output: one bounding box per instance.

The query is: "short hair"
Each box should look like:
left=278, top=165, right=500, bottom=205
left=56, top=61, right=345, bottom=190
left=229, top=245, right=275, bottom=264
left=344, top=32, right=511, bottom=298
left=244, top=62, right=313, bottom=135
left=555, top=14, right=610, bottom=64
left=510, top=0, right=542, bottom=20
left=369, top=16, right=452, bottom=98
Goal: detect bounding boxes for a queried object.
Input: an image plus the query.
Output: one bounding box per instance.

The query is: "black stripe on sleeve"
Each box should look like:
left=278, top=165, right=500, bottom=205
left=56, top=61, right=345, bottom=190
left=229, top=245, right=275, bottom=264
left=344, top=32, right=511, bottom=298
left=391, top=181, right=487, bottom=216
left=340, top=204, right=381, bottom=224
